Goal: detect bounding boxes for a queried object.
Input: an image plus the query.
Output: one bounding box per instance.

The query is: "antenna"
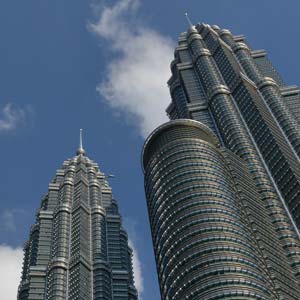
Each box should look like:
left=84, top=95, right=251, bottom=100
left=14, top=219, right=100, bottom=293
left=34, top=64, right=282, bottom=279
left=79, top=128, right=83, bottom=150
left=184, top=12, right=193, bottom=27
left=76, top=128, right=86, bottom=155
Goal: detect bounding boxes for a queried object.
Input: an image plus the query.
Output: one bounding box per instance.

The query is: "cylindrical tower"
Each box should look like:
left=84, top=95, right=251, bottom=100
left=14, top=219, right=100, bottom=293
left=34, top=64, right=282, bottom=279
left=142, top=119, right=279, bottom=300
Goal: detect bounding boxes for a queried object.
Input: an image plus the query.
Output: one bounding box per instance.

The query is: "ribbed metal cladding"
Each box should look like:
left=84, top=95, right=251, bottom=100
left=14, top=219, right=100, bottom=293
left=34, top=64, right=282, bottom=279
left=198, top=24, right=300, bottom=223
left=167, top=23, right=300, bottom=279
left=186, top=26, right=300, bottom=276
left=18, top=151, right=138, bottom=300
left=143, top=119, right=279, bottom=300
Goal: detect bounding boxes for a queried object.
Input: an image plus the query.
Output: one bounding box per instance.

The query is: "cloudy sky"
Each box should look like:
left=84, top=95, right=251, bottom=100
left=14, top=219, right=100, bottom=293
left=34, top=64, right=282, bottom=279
left=1, top=0, right=300, bottom=299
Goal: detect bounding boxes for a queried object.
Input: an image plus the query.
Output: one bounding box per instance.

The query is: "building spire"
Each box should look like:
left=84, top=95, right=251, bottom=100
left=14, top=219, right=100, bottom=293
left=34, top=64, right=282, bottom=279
left=184, top=12, right=193, bottom=28
left=80, top=128, right=83, bottom=150
left=76, top=128, right=86, bottom=155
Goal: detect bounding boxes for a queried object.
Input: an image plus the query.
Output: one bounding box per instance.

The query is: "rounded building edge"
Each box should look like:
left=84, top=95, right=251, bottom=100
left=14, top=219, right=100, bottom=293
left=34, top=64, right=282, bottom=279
left=141, top=119, right=220, bottom=172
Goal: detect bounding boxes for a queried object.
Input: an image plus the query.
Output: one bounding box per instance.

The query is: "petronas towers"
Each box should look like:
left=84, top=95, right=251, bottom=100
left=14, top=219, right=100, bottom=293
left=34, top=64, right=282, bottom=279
left=18, top=137, right=138, bottom=300
left=19, top=21, right=300, bottom=300
left=143, top=23, right=300, bottom=299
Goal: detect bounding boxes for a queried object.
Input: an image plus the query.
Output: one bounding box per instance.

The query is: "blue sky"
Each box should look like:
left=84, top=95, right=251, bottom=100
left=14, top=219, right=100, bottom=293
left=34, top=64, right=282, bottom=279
left=1, top=0, right=300, bottom=299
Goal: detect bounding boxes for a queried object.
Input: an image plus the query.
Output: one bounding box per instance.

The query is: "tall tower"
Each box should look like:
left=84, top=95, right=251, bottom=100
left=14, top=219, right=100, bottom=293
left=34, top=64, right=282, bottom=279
left=18, top=132, right=138, bottom=300
left=142, top=23, right=300, bottom=299
left=167, top=23, right=300, bottom=226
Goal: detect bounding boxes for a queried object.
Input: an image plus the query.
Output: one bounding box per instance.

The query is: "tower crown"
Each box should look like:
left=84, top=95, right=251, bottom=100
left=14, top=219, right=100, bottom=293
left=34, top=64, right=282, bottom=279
left=18, top=129, right=139, bottom=300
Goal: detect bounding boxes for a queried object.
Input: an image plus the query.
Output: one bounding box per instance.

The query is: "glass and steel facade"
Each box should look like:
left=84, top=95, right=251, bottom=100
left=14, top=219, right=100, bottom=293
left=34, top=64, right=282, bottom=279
left=167, top=23, right=300, bottom=226
left=18, top=147, right=138, bottom=300
left=143, top=24, right=300, bottom=299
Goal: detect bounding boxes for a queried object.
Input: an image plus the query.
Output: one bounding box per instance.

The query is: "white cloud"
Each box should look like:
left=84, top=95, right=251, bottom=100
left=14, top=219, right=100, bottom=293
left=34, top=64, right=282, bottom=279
left=89, top=0, right=174, bottom=137
left=129, top=239, right=144, bottom=297
left=0, top=245, right=23, bottom=300
left=0, top=103, right=30, bottom=132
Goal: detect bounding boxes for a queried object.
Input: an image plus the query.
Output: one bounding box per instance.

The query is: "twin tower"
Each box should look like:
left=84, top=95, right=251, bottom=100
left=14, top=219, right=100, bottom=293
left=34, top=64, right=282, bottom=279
left=19, top=23, right=300, bottom=299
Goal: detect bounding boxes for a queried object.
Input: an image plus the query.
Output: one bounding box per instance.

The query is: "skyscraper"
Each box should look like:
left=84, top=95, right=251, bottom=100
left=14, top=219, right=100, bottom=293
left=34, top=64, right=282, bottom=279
left=18, top=132, right=138, bottom=300
left=142, top=23, right=300, bottom=299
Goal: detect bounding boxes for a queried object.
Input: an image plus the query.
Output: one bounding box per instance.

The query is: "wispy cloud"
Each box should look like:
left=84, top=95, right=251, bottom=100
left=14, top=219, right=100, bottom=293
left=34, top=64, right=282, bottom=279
left=0, top=245, right=23, bottom=300
left=129, top=238, right=144, bottom=297
left=0, top=209, right=28, bottom=232
left=1, top=210, right=17, bottom=232
left=89, top=0, right=174, bottom=137
left=0, top=103, right=32, bottom=132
